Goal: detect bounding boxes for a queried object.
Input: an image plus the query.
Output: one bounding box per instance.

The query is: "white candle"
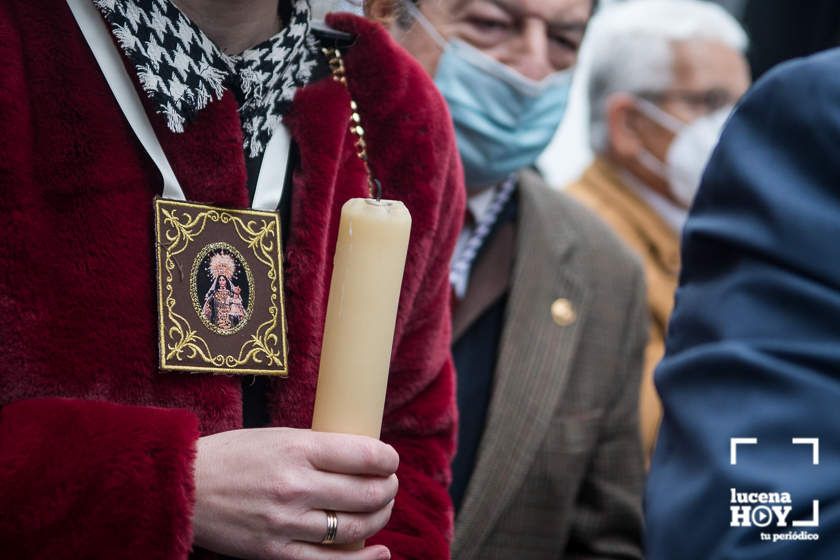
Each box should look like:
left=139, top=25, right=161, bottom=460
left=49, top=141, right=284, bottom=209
left=312, top=198, right=412, bottom=438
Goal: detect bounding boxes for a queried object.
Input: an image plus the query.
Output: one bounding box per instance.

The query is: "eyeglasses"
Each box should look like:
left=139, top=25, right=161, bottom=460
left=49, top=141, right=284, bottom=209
left=636, top=88, right=737, bottom=114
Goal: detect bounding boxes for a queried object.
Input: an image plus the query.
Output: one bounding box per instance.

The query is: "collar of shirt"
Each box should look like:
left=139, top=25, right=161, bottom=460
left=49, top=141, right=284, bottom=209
left=467, top=187, right=497, bottom=225
left=450, top=176, right=518, bottom=299
left=94, top=0, right=320, bottom=159
left=452, top=188, right=501, bottom=276
left=620, top=170, right=688, bottom=234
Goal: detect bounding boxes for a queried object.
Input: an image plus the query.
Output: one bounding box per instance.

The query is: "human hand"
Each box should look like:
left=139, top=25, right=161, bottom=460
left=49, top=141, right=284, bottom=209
left=192, top=428, right=398, bottom=560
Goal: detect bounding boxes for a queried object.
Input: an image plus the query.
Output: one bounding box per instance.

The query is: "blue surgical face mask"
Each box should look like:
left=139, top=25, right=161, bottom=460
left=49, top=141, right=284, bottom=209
left=404, top=2, right=574, bottom=190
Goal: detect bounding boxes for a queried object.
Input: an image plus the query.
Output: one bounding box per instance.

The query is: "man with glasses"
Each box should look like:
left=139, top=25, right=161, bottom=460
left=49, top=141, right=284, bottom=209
left=566, top=0, right=751, bottom=463
left=371, top=0, right=647, bottom=558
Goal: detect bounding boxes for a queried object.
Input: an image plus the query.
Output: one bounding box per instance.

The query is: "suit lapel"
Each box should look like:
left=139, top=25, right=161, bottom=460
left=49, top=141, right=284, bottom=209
left=454, top=171, right=592, bottom=558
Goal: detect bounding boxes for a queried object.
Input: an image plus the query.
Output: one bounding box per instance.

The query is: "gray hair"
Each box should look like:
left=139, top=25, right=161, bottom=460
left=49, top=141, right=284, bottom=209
left=586, top=0, right=747, bottom=153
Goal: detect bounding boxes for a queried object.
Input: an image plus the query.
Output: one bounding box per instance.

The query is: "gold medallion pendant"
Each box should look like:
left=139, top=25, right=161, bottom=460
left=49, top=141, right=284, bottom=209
left=153, top=198, right=288, bottom=376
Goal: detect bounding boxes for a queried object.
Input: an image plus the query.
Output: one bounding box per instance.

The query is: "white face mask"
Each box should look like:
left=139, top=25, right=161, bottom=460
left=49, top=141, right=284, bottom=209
left=634, top=98, right=733, bottom=208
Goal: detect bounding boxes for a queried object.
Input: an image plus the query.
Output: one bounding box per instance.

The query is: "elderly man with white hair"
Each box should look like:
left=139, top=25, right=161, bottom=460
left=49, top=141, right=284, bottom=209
left=566, top=0, right=750, bottom=462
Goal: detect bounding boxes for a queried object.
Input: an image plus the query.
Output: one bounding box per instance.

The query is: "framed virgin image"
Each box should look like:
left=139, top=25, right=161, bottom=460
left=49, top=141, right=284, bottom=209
left=153, top=198, right=289, bottom=376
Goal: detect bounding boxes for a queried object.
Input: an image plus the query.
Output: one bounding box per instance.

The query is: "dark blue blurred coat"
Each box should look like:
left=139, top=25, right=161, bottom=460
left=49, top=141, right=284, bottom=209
left=646, top=48, right=840, bottom=559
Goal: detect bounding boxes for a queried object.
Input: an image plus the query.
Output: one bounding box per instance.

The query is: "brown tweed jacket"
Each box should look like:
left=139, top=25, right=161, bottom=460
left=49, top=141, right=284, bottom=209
left=566, top=158, right=680, bottom=464
left=451, top=169, right=646, bottom=560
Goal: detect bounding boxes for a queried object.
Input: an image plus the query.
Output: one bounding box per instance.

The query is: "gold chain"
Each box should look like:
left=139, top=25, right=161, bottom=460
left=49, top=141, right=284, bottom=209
left=322, top=47, right=381, bottom=199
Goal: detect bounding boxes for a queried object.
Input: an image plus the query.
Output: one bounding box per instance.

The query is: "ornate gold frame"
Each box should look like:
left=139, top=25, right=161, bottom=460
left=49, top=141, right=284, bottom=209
left=154, top=198, right=288, bottom=376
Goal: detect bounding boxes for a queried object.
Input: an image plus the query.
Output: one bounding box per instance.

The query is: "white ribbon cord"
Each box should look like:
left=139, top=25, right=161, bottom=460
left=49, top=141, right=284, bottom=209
left=252, top=126, right=291, bottom=211
left=67, top=0, right=290, bottom=209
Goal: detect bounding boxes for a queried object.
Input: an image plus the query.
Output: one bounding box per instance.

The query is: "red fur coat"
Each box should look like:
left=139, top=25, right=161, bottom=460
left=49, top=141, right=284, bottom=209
left=0, top=3, right=464, bottom=558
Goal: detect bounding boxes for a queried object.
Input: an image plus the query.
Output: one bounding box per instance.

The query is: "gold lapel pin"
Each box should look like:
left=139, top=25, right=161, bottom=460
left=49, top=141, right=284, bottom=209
left=551, top=298, right=577, bottom=327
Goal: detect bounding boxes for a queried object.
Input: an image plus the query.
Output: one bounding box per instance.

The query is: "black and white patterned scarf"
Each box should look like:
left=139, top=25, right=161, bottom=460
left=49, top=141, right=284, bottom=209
left=94, top=0, right=320, bottom=158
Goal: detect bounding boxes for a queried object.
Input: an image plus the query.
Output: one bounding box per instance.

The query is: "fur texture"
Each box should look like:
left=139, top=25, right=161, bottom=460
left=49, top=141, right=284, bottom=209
left=0, top=3, right=463, bottom=558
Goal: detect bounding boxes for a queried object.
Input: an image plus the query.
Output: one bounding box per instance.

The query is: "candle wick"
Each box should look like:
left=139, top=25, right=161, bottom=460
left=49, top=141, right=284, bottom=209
left=373, top=178, right=383, bottom=202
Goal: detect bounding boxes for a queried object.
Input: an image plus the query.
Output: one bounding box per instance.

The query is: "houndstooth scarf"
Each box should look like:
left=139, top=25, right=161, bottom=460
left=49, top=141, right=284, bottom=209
left=94, top=0, right=320, bottom=158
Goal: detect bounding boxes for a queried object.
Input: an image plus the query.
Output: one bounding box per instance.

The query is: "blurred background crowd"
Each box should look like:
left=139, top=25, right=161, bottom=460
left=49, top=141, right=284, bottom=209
left=325, top=0, right=840, bottom=557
